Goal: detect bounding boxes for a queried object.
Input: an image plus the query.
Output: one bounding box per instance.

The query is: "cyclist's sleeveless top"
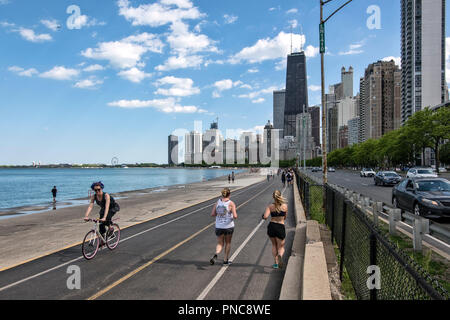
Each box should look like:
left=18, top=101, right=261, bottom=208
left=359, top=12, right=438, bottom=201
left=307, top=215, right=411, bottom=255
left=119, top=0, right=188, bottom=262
left=95, top=193, right=116, bottom=210
left=215, top=198, right=234, bottom=229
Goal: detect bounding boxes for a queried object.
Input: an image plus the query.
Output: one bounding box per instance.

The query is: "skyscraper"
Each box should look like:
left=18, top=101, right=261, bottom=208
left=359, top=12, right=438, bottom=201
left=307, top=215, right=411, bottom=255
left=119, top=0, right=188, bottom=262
left=359, top=60, right=401, bottom=141
left=284, top=52, right=308, bottom=137
left=401, top=0, right=446, bottom=124
left=185, top=131, right=202, bottom=165
left=168, top=135, right=178, bottom=166
left=308, top=106, right=321, bottom=148
left=273, top=89, right=286, bottom=133
left=341, top=66, right=354, bottom=98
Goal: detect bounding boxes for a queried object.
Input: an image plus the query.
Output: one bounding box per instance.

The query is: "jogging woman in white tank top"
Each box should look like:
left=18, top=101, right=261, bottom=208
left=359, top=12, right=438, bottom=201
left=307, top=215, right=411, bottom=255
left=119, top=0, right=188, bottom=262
left=210, top=188, right=238, bottom=265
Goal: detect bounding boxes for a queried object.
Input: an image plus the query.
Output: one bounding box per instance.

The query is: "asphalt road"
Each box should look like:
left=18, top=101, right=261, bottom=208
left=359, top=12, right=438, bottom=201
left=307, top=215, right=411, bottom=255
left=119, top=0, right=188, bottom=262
left=0, top=177, right=295, bottom=300
left=307, top=169, right=450, bottom=234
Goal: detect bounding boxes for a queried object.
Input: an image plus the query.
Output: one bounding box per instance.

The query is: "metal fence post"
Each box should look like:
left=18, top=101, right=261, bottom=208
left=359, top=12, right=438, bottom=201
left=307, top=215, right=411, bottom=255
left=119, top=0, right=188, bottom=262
left=369, top=232, right=377, bottom=300
left=339, top=200, right=347, bottom=281
left=413, top=217, right=429, bottom=252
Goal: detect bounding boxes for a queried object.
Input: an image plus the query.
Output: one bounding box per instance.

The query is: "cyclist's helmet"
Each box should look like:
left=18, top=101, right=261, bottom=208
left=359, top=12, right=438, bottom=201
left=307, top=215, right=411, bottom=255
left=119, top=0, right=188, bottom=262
left=91, top=181, right=104, bottom=190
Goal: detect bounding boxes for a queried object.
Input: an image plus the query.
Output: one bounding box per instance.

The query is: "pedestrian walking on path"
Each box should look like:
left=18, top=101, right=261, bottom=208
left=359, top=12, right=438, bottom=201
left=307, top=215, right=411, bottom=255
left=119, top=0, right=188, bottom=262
left=262, top=190, right=287, bottom=269
left=210, top=188, right=238, bottom=266
left=231, top=171, right=235, bottom=183
left=51, top=186, right=57, bottom=202
left=281, top=171, right=286, bottom=188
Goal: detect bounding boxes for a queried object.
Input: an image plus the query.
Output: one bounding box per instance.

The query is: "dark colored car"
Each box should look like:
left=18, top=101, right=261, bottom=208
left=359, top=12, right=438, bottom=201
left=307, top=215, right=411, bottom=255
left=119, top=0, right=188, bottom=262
left=312, top=167, right=321, bottom=172
left=374, top=171, right=401, bottom=186
left=392, top=178, right=450, bottom=218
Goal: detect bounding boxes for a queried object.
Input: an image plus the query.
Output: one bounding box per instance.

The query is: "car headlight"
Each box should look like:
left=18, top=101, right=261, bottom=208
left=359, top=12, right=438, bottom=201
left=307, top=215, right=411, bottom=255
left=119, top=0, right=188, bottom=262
left=421, top=198, right=440, bottom=206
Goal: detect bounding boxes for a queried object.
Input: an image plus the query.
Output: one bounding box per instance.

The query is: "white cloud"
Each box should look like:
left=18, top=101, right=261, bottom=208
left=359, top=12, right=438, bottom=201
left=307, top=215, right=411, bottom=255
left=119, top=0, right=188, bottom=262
left=41, top=19, right=60, bottom=31
left=154, top=76, right=200, bottom=96
left=69, top=15, right=106, bottom=29
left=118, top=0, right=204, bottom=27
left=212, top=79, right=245, bottom=98
left=82, top=32, right=164, bottom=69
left=74, top=79, right=103, bottom=89
left=40, top=66, right=79, bottom=80
left=108, top=97, right=206, bottom=113
left=16, top=27, right=52, bottom=42
left=247, top=68, right=259, bottom=73
left=339, top=42, right=364, bottom=55
left=308, top=85, right=321, bottom=92
left=252, top=98, right=265, bottom=104
left=286, top=8, right=298, bottom=14
left=167, top=21, right=218, bottom=56
left=0, top=0, right=10, bottom=5
left=155, top=54, right=203, bottom=71
left=238, top=86, right=280, bottom=100
left=83, top=64, right=105, bottom=72
left=382, top=56, right=401, bottom=68
left=230, top=32, right=318, bottom=64
left=289, top=19, right=298, bottom=29
left=224, top=14, right=238, bottom=24
left=8, top=66, right=38, bottom=77
left=118, top=67, right=152, bottom=83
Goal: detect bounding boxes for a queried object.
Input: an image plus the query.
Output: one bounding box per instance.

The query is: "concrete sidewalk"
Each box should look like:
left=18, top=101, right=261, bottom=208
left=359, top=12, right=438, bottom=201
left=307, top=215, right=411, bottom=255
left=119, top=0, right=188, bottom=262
left=0, top=172, right=265, bottom=271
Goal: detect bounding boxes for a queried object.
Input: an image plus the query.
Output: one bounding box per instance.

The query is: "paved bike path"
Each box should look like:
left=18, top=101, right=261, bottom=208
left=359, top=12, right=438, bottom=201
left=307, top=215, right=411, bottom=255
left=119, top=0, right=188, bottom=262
left=0, top=179, right=294, bottom=300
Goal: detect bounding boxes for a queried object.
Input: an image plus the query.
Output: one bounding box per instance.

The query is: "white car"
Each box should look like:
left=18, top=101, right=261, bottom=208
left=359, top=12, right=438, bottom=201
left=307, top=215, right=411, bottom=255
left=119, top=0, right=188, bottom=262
left=360, top=168, right=376, bottom=177
left=406, top=167, right=438, bottom=178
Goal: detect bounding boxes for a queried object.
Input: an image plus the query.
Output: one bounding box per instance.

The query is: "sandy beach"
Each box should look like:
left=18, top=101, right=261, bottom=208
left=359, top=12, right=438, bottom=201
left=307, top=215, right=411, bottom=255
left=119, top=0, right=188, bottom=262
left=0, top=171, right=266, bottom=271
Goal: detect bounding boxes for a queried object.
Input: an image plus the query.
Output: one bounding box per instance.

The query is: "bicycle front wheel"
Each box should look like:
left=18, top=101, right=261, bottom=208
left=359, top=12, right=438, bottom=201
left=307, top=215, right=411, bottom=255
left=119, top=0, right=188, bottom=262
left=82, top=230, right=99, bottom=260
left=106, top=223, right=120, bottom=250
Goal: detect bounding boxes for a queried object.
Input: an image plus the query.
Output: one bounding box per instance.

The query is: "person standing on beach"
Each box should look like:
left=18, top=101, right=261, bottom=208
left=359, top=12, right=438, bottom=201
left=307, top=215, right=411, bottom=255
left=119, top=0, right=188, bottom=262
left=231, top=171, right=235, bottom=183
left=228, top=174, right=231, bottom=184
left=51, top=186, right=57, bottom=202
left=262, top=190, right=287, bottom=269
left=210, top=188, right=237, bottom=266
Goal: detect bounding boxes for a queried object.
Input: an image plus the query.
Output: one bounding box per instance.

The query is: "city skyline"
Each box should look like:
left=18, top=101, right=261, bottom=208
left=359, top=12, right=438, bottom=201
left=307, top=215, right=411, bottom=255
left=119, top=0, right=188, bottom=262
left=1, top=0, right=448, bottom=165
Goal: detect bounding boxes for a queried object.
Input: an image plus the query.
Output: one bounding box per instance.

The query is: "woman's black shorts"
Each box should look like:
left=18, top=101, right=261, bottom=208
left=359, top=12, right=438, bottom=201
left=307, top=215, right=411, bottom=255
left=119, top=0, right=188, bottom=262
left=215, top=228, right=234, bottom=236
left=267, top=222, right=286, bottom=240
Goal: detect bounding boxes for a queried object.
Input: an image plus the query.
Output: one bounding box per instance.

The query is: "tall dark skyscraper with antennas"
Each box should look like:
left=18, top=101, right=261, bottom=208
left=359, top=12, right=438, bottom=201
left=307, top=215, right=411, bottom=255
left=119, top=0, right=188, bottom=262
left=283, top=51, right=308, bottom=138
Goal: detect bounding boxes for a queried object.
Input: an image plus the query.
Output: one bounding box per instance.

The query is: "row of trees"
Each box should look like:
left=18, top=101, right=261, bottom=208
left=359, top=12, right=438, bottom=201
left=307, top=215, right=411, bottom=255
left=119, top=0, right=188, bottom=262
left=327, top=106, right=450, bottom=172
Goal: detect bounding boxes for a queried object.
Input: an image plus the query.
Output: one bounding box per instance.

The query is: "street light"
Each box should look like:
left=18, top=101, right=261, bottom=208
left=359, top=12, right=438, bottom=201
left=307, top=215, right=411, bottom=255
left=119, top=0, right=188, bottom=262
left=320, top=0, right=353, bottom=186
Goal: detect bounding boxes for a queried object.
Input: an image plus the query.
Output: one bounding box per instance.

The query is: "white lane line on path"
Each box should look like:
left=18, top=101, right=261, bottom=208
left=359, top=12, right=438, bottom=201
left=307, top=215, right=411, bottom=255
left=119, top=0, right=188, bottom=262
left=88, top=180, right=278, bottom=300
left=196, top=185, right=287, bottom=300
left=0, top=181, right=266, bottom=293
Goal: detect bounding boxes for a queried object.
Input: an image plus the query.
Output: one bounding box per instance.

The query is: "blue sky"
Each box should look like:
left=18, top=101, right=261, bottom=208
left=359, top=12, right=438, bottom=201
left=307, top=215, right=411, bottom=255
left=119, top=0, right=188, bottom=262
left=0, top=0, right=448, bottom=165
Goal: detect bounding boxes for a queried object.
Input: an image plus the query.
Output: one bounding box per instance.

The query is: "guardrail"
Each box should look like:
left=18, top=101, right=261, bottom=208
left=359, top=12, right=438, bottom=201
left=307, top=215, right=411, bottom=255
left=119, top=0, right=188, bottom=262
left=299, top=169, right=450, bottom=256
left=295, top=169, right=449, bottom=300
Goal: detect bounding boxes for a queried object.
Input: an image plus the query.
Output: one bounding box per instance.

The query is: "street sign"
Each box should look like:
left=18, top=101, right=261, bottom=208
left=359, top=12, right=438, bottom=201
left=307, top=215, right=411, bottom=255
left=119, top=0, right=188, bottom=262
left=319, top=23, right=325, bottom=53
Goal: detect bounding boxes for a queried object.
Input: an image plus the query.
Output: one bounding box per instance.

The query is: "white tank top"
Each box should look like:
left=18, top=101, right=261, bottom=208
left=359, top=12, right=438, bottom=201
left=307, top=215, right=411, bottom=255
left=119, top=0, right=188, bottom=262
left=215, top=198, right=234, bottom=229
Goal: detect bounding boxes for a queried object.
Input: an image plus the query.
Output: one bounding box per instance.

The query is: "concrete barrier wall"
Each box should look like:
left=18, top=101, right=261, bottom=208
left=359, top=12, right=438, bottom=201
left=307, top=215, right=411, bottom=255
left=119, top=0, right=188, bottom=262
left=280, top=174, right=332, bottom=300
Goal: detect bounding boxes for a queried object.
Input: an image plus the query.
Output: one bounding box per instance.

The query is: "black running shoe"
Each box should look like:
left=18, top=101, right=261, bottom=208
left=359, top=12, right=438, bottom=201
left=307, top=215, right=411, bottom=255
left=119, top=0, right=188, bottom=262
left=210, top=254, right=217, bottom=265
left=223, top=260, right=232, bottom=266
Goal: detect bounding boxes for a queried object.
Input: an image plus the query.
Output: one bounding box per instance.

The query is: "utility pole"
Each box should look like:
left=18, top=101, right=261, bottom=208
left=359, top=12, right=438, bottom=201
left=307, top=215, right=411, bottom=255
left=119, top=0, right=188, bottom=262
left=320, top=0, right=353, bottom=186
left=303, top=104, right=306, bottom=171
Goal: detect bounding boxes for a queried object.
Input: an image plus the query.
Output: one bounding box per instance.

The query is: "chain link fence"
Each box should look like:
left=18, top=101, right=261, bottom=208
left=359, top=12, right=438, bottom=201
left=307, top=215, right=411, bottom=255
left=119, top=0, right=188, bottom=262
left=296, top=170, right=449, bottom=300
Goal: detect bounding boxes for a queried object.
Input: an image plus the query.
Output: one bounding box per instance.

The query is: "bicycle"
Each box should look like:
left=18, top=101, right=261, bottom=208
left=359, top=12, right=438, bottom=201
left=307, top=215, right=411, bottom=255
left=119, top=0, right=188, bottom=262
left=82, top=218, right=121, bottom=260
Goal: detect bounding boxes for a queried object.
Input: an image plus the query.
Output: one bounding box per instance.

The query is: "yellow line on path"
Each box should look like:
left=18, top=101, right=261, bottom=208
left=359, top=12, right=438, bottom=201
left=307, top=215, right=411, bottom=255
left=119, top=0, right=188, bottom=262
left=87, top=180, right=276, bottom=300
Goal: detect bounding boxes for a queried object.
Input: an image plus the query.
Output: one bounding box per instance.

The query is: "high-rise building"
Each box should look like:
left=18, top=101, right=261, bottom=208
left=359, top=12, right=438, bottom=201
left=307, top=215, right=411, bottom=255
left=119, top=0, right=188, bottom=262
left=348, top=117, right=359, bottom=146
left=273, top=89, right=286, bottom=134
left=359, top=60, right=401, bottom=141
left=337, top=96, right=359, bottom=129
left=203, top=121, right=223, bottom=165
left=308, top=106, right=321, bottom=148
left=401, top=0, right=446, bottom=124
left=341, top=66, right=354, bottom=98
left=284, top=52, right=308, bottom=137
left=338, top=125, right=349, bottom=149
left=296, top=113, right=316, bottom=161
left=223, top=139, right=237, bottom=165
left=168, top=135, right=178, bottom=166
left=185, top=131, right=202, bottom=164
left=326, top=88, right=338, bottom=153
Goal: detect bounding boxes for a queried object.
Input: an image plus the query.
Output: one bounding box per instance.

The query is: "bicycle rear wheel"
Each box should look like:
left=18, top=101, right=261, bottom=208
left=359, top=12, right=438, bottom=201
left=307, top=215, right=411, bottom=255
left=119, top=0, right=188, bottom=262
left=82, top=230, right=99, bottom=260
left=106, top=223, right=120, bottom=250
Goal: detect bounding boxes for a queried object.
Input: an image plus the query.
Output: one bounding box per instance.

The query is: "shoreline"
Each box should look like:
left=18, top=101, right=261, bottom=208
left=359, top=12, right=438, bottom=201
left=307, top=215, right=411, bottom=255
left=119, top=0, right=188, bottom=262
left=0, top=170, right=248, bottom=219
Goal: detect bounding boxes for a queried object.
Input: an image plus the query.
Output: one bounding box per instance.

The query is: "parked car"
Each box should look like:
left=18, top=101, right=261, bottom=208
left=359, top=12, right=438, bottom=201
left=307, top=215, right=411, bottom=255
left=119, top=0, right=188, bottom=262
left=360, top=168, right=376, bottom=177
left=392, top=177, right=450, bottom=218
left=328, top=167, right=336, bottom=172
left=312, top=167, right=321, bottom=172
left=374, top=171, right=402, bottom=186
left=406, top=167, right=438, bottom=178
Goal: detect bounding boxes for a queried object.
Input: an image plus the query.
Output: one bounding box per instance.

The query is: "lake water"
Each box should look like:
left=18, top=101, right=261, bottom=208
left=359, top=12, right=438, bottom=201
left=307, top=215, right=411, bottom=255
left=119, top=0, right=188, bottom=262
left=0, top=168, right=243, bottom=210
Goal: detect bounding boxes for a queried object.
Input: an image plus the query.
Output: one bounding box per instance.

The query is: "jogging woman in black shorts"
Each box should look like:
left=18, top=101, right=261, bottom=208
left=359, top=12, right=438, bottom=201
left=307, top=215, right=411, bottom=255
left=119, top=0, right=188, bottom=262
left=262, top=190, right=287, bottom=269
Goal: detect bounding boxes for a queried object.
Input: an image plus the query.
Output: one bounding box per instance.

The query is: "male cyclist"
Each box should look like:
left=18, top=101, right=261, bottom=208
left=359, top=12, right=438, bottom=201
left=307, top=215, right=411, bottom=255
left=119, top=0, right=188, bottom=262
left=83, top=182, right=120, bottom=245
